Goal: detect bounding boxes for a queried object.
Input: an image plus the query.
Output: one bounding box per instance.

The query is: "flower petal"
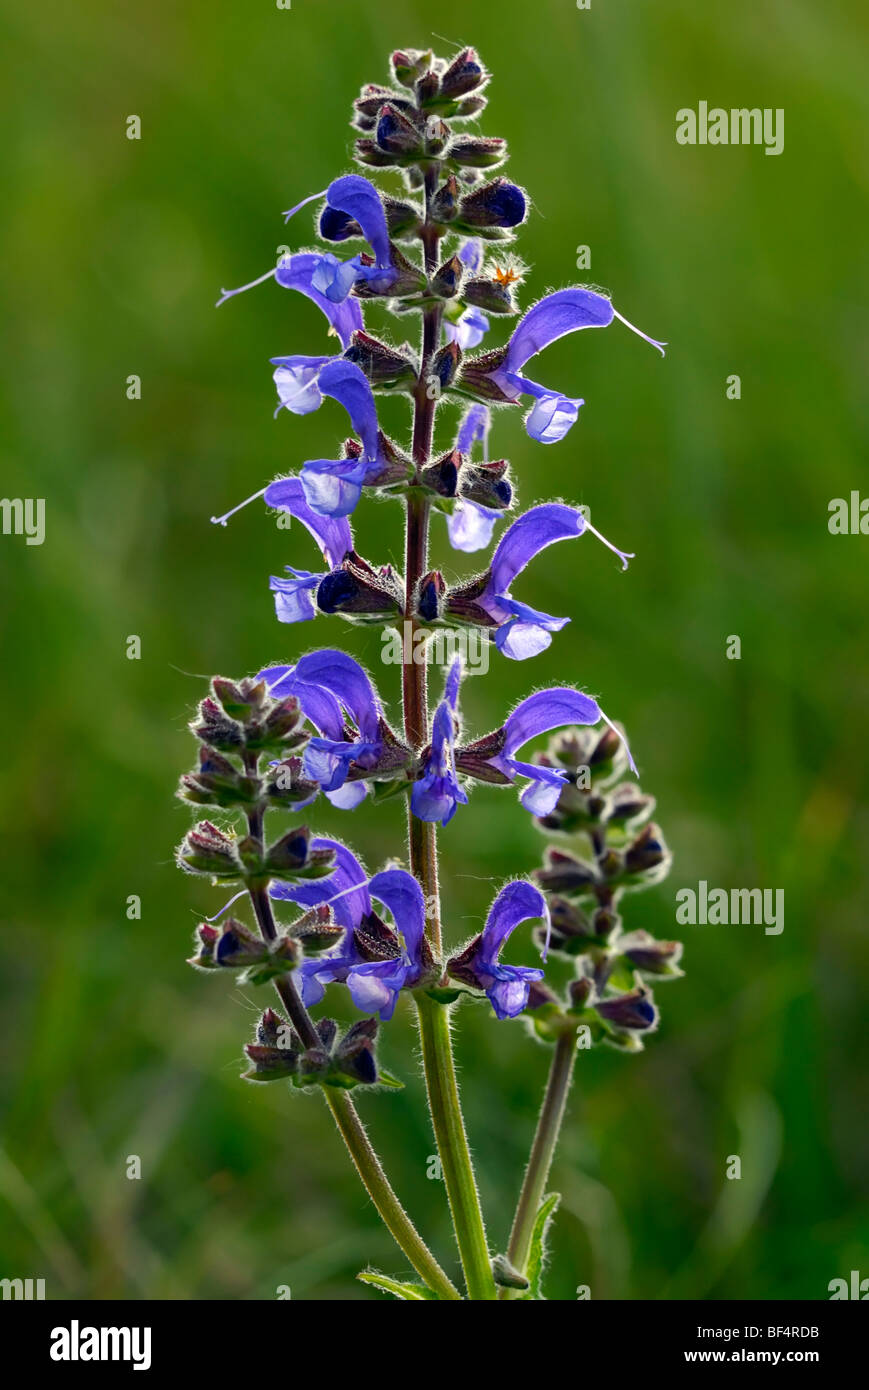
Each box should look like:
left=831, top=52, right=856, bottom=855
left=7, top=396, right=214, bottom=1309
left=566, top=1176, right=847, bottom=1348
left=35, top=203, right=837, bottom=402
left=325, top=175, right=392, bottom=268
left=292, top=650, right=382, bottom=742
left=447, top=498, right=500, bottom=553
left=502, top=688, right=603, bottom=757
left=270, top=836, right=370, bottom=931
left=368, top=869, right=427, bottom=964
left=483, top=880, right=548, bottom=954
left=264, top=476, right=352, bottom=568
left=274, top=253, right=364, bottom=348
left=489, top=504, right=585, bottom=597
left=503, top=288, right=615, bottom=375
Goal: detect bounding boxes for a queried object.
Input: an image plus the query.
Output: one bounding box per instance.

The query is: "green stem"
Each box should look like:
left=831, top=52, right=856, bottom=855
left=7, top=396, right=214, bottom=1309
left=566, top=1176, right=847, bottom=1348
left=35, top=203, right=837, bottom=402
left=323, top=1086, right=461, bottom=1301
left=504, top=1029, right=578, bottom=1288
left=415, top=992, right=498, bottom=1300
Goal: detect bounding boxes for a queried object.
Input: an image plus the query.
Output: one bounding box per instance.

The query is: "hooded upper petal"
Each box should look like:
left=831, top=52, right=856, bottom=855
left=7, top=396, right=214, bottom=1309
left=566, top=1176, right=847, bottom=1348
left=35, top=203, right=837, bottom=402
left=323, top=175, right=392, bottom=269
left=274, top=253, right=364, bottom=348
left=501, top=288, right=615, bottom=378
left=264, top=476, right=352, bottom=569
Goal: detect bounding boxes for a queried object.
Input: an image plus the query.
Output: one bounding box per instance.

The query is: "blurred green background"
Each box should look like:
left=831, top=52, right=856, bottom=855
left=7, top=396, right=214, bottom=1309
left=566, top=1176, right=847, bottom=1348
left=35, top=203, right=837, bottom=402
left=1, top=0, right=867, bottom=1301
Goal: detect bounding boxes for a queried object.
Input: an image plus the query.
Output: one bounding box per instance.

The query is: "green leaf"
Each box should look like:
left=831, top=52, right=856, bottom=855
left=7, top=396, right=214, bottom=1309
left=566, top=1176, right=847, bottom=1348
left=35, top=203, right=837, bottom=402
left=357, top=1270, right=439, bottom=1300
left=523, top=1192, right=561, bottom=1300
left=424, top=984, right=476, bottom=1005
left=376, top=1069, right=405, bottom=1089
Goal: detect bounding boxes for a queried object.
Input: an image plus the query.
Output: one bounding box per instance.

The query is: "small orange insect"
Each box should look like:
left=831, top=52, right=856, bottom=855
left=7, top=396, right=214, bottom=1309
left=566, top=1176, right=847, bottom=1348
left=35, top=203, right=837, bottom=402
left=492, top=263, right=521, bottom=287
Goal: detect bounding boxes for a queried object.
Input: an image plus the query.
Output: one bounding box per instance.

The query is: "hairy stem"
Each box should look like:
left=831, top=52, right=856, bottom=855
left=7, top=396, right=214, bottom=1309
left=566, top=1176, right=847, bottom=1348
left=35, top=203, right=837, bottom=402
left=243, top=790, right=460, bottom=1301
left=504, top=1029, right=578, bottom=1288
left=401, top=171, right=497, bottom=1301
left=415, top=993, right=497, bottom=1300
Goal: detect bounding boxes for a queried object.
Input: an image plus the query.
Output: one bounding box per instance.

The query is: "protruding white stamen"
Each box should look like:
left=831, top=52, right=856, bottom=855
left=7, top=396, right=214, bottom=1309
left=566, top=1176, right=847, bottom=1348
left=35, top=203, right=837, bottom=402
left=612, top=307, right=667, bottom=357
left=599, top=708, right=638, bottom=776
left=282, top=188, right=327, bottom=224
left=216, top=266, right=278, bottom=308
left=203, top=890, right=247, bottom=923
left=585, top=519, right=635, bottom=571
left=210, top=486, right=267, bottom=527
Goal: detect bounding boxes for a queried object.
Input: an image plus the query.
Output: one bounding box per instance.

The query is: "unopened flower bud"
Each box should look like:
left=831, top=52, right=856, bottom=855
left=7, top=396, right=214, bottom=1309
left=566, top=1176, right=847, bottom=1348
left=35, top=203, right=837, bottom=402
left=431, top=254, right=464, bottom=299
left=420, top=451, right=460, bottom=498
left=390, top=49, right=433, bottom=88
left=376, top=104, right=423, bottom=157
left=623, top=823, right=670, bottom=881
left=334, top=1017, right=380, bottom=1086
left=463, top=277, right=516, bottom=315
left=265, top=826, right=334, bottom=881
left=212, top=677, right=267, bottom=724
left=605, top=785, right=655, bottom=827
left=457, top=177, right=526, bottom=229
left=215, top=919, right=268, bottom=969
left=430, top=174, right=460, bottom=223
left=618, top=930, right=684, bottom=978
left=352, top=85, right=413, bottom=132
left=417, top=570, right=446, bottom=622
left=344, top=331, right=418, bottom=388
left=415, top=69, right=439, bottom=106
left=595, top=981, right=658, bottom=1032
left=317, top=551, right=403, bottom=619
left=187, top=922, right=219, bottom=970
left=459, top=460, right=512, bottom=510
left=534, top=848, right=599, bottom=896
left=354, top=139, right=396, bottom=169
left=190, top=696, right=243, bottom=753
left=430, top=340, right=461, bottom=391
left=568, top=975, right=596, bottom=1010
left=243, top=1044, right=300, bottom=1082
left=178, top=821, right=242, bottom=879
left=440, top=48, right=487, bottom=99
left=178, top=747, right=261, bottom=810
left=449, top=136, right=507, bottom=169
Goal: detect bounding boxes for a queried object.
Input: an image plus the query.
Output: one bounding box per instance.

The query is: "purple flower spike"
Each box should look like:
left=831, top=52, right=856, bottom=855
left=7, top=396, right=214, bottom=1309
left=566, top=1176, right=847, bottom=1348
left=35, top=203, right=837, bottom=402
left=478, top=504, right=634, bottom=659
left=484, top=688, right=636, bottom=815
left=411, top=660, right=468, bottom=826
left=449, top=880, right=547, bottom=1020
left=485, top=288, right=665, bottom=444
left=264, top=477, right=352, bottom=624
left=346, top=869, right=429, bottom=1020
